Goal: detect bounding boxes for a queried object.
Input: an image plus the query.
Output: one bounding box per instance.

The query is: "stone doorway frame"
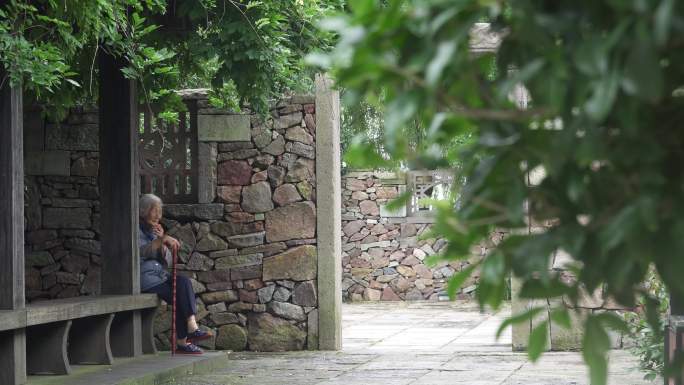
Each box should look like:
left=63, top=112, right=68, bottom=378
left=314, top=74, right=343, bottom=350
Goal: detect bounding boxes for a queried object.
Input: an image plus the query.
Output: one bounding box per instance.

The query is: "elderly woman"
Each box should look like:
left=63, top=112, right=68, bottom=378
left=139, top=193, right=211, bottom=354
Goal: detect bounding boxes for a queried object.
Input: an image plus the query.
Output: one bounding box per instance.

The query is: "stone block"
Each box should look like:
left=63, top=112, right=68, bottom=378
left=198, top=114, right=251, bottom=142
left=25, top=251, right=54, bottom=267
left=216, top=186, right=242, bottom=203
left=201, top=290, right=238, bottom=304
left=198, top=142, right=218, bottom=203
left=211, top=312, right=239, bottom=325
left=163, top=204, right=224, bottom=220
left=247, top=313, right=306, bottom=351
left=71, top=157, right=99, bottom=177
left=272, top=184, right=301, bottom=206
left=24, top=110, right=45, bottom=151
left=231, top=265, right=262, bottom=280
left=218, top=160, right=252, bottom=186
left=45, top=123, right=98, bottom=151
left=263, top=245, right=317, bottom=282
left=307, top=309, right=319, bottom=350
left=64, top=238, right=101, bottom=254
left=258, top=285, right=276, bottom=303
left=226, top=232, right=266, bottom=248
left=216, top=324, right=248, bottom=351
left=265, top=202, right=316, bottom=242
left=43, top=207, right=91, bottom=229
left=241, top=182, right=274, bottom=213
left=211, top=221, right=263, bottom=238
left=25, top=150, right=71, bottom=176
left=263, top=135, right=286, bottom=156
left=186, top=252, right=214, bottom=271
left=215, top=253, right=263, bottom=270
left=268, top=301, right=306, bottom=321
left=275, top=112, right=303, bottom=129
left=272, top=286, right=291, bottom=302
left=292, top=281, right=317, bottom=307
left=285, top=126, right=314, bottom=145
left=363, top=288, right=382, bottom=301
left=196, top=233, right=229, bottom=252
left=196, top=270, right=232, bottom=283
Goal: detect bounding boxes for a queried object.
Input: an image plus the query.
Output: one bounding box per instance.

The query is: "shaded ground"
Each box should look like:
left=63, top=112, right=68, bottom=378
left=165, top=302, right=649, bottom=385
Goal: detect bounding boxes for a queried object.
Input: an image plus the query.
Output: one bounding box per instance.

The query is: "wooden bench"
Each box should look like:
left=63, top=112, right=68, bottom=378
left=0, top=294, right=159, bottom=375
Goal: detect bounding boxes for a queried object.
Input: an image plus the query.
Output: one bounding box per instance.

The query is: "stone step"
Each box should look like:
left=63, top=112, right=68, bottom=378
left=26, top=351, right=230, bottom=385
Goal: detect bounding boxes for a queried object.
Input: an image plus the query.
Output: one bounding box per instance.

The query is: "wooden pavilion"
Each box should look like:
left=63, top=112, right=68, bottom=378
left=0, top=51, right=159, bottom=385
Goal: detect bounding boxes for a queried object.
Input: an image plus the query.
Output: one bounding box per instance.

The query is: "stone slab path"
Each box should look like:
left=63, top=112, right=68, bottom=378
left=165, top=302, right=651, bottom=385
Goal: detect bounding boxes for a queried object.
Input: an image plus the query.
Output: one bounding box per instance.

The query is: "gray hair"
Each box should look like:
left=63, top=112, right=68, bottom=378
left=139, top=193, right=163, bottom=218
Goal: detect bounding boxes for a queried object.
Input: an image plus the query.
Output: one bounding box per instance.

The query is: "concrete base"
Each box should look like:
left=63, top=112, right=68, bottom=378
left=26, top=351, right=229, bottom=385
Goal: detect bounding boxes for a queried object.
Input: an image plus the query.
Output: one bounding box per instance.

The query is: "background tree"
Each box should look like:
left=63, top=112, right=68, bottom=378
left=313, top=1, right=684, bottom=384
left=0, top=0, right=343, bottom=119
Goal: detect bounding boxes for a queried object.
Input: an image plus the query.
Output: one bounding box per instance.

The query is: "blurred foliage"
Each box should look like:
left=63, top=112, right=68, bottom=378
left=624, top=270, right=669, bottom=381
left=0, top=0, right=343, bottom=120
left=312, top=1, right=684, bottom=384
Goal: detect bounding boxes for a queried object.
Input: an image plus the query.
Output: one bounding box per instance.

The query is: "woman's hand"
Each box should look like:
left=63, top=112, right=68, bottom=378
left=152, top=223, right=164, bottom=238
left=162, top=235, right=180, bottom=252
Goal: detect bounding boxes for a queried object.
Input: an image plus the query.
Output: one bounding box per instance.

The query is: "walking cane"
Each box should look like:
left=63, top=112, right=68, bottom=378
left=170, top=245, right=178, bottom=356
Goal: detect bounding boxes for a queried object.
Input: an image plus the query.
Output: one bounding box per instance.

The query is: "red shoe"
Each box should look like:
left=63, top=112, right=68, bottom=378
left=176, top=343, right=203, bottom=355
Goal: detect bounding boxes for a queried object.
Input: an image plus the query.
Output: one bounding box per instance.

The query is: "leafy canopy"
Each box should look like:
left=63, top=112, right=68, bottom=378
left=314, top=1, right=684, bottom=384
left=0, top=0, right=342, bottom=119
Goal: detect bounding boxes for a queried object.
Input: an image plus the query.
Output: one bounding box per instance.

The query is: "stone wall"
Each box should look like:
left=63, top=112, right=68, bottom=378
left=154, top=94, right=319, bottom=352
left=22, top=92, right=322, bottom=352
left=23, top=106, right=102, bottom=302
left=340, top=170, right=488, bottom=302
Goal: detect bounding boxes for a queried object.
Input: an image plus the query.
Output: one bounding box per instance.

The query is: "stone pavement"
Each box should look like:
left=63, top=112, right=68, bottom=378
left=165, top=302, right=651, bottom=385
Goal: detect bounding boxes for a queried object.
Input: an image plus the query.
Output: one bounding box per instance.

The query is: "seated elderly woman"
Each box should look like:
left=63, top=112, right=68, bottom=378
left=139, top=193, right=212, bottom=354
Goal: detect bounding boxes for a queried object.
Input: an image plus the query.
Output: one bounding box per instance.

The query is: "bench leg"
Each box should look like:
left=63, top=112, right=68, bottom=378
left=110, top=310, right=142, bottom=357
left=68, top=314, right=114, bottom=365
left=26, top=321, right=71, bottom=375
left=141, top=307, right=158, bottom=354
left=0, top=329, right=26, bottom=385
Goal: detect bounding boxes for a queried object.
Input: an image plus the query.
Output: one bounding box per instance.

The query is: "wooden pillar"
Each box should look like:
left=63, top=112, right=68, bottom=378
left=0, top=69, right=27, bottom=384
left=667, top=293, right=684, bottom=385
left=98, top=51, right=142, bottom=356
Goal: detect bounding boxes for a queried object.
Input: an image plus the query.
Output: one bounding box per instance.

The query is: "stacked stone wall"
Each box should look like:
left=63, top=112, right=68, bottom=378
left=22, top=93, right=321, bottom=352
left=23, top=106, right=102, bottom=302
left=340, top=171, right=491, bottom=302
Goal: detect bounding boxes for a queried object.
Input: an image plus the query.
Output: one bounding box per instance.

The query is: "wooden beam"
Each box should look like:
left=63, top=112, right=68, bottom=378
left=98, top=50, right=142, bottom=357
left=0, top=68, right=26, bottom=385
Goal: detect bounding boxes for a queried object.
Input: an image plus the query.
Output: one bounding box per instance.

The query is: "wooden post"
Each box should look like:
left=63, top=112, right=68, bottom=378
left=0, top=69, right=27, bottom=384
left=98, top=50, right=142, bottom=356
left=667, top=293, right=684, bottom=385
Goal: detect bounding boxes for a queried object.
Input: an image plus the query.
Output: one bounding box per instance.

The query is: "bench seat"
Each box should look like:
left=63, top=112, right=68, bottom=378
left=0, top=294, right=160, bottom=376
left=26, top=294, right=158, bottom=326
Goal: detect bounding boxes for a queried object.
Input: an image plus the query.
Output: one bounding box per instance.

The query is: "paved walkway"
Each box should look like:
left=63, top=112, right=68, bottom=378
left=166, top=302, right=650, bottom=385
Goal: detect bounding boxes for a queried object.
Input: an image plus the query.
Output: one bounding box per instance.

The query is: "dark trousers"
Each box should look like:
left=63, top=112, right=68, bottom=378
left=144, top=275, right=197, bottom=340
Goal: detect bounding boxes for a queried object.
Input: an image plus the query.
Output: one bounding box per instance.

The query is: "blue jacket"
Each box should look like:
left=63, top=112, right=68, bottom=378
left=139, top=224, right=171, bottom=291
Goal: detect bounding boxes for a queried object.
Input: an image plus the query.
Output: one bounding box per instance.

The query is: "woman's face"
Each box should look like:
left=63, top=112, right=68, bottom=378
left=146, top=203, right=162, bottom=225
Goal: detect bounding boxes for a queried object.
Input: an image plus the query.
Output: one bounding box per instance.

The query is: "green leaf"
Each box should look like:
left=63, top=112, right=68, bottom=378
left=446, top=262, right=479, bottom=300
left=426, top=41, right=457, bottom=86
left=496, top=306, right=545, bottom=340
left=550, top=308, right=571, bottom=329
left=595, top=312, right=629, bottom=334
left=654, top=0, right=674, bottom=46
left=528, top=321, right=549, bottom=362
left=623, top=39, right=663, bottom=103
left=583, top=316, right=610, bottom=385
left=584, top=69, right=619, bottom=122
